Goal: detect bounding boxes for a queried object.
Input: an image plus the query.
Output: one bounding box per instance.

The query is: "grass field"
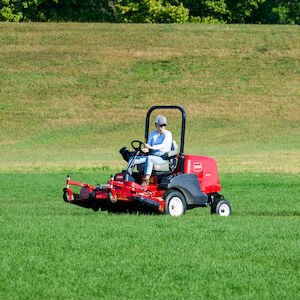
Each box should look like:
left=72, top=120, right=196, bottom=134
left=0, top=23, right=299, bottom=299
left=0, top=23, right=299, bottom=173
left=1, top=172, right=299, bottom=299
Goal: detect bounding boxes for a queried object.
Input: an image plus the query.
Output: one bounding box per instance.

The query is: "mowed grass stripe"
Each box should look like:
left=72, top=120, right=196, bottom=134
left=0, top=172, right=299, bottom=299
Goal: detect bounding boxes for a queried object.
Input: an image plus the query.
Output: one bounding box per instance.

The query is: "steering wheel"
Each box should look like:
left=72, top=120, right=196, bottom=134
left=131, top=140, right=146, bottom=151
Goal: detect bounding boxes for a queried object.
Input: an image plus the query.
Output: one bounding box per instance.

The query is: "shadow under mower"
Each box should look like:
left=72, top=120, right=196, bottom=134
left=63, top=105, right=232, bottom=217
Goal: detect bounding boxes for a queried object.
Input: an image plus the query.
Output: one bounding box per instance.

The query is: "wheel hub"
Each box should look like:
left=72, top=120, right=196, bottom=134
left=219, top=203, right=230, bottom=217
left=169, top=197, right=184, bottom=217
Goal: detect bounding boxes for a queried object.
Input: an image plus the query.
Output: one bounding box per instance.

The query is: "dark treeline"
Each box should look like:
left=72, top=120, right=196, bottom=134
left=1, top=0, right=299, bottom=24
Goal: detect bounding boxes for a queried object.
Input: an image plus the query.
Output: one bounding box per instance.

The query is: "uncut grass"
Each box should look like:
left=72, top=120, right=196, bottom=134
left=0, top=172, right=299, bottom=299
left=0, top=23, right=299, bottom=173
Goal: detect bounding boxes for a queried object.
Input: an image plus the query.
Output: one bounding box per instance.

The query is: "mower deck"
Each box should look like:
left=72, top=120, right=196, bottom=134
left=63, top=173, right=166, bottom=213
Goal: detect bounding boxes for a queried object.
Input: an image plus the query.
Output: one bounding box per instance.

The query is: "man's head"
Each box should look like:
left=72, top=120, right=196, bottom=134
left=155, top=115, right=167, bottom=133
left=155, top=115, right=167, bottom=126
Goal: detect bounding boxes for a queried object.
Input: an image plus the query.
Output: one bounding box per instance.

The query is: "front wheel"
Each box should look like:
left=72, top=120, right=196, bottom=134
left=164, top=190, right=186, bottom=217
left=211, top=199, right=232, bottom=217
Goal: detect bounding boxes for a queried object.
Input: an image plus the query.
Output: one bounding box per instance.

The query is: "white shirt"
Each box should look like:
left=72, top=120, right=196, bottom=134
left=147, top=129, right=172, bottom=154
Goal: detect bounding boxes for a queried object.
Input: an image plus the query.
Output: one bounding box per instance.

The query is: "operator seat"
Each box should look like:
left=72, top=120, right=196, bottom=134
left=137, top=140, right=179, bottom=174
left=153, top=140, right=178, bottom=172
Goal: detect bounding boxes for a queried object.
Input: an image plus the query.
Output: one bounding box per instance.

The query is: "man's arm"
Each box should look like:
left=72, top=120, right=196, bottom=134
left=151, top=131, right=172, bottom=151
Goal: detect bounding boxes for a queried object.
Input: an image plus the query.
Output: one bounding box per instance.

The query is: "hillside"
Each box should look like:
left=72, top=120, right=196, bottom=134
left=0, top=23, right=299, bottom=173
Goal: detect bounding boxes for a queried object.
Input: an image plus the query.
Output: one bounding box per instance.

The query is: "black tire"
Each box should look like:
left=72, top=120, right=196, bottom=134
left=164, top=190, right=186, bottom=217
left=63, top=189, right=73, bottom=203
left=211, top=199, right=232, bottom=217
left=92, top=204, right=99, bottom=212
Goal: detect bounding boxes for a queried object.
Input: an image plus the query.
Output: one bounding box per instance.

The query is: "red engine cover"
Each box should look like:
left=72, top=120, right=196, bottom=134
left=183, top=155, right=221, bottom=194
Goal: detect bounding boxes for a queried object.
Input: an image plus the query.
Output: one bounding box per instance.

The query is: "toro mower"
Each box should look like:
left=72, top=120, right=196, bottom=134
left=63, top=105, right=232, bottom=217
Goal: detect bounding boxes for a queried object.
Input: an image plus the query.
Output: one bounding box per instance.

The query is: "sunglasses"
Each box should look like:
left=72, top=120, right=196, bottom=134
left=155, top=123, right=166, bottom=127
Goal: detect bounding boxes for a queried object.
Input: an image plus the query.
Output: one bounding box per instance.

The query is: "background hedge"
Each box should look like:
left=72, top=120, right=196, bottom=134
left=1, top=0, right=300, bottom=23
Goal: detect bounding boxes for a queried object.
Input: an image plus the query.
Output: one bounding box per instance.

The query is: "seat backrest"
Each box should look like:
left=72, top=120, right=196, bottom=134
left=167, top=140, right=179, bottom=157
left=152, top=140, right=179, bottom=172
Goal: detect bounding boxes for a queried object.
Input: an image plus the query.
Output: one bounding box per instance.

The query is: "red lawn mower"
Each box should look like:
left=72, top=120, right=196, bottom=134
left=63, top=105, right=232, bottom=217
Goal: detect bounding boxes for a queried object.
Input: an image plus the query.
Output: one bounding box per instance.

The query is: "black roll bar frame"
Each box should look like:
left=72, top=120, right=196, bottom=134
left=145, top=105, right=186, bottom=173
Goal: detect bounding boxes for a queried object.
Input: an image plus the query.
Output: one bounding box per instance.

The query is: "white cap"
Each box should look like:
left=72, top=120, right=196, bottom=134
left=155, top=115, right=167, bottom=125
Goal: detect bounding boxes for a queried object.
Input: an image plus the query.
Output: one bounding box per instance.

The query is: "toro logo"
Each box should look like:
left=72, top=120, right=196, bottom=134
left=115, top=175, right=124, bottom=181
left=193, top=162, right=202, bottom=173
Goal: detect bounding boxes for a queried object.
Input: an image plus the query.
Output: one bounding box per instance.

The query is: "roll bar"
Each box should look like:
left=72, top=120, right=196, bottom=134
left=145, top=105, right=186, bottom=156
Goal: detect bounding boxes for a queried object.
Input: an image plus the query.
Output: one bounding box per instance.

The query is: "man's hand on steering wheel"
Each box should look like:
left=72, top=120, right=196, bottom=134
left=141, top=144, right=153, bottom=153
left=131, top=140, right=153, bottom=154
left=145, top=143, right=153, bottom=150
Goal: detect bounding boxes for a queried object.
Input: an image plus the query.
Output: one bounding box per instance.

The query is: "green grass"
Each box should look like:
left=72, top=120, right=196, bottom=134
left=0, top=23, right=299, bottom=173
left=0, top=172, right=299, bottom=299
left=0, top=23, right=300, bottom=299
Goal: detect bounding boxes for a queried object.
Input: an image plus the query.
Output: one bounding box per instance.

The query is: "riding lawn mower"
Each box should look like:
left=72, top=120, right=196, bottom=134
left=63, top=105, right=232, bottom=217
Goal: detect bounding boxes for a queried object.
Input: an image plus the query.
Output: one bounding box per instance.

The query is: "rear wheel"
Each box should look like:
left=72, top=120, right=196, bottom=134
left=164, top=190, right=186, bottom=217
left=211, top=199, right=232, bottom=217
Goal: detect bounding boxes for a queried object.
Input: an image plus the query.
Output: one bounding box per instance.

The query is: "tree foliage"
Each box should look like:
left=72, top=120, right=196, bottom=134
left=114, top=0, right=189, bottom=23
left=0, top=0, right=299, bottom=23
left=0, top=0, right=115, bottom=22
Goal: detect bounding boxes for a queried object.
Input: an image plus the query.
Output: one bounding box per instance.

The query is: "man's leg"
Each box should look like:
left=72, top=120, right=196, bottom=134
left=142, top=155, right=166, bottom=186
left=127, top=156, right=147, bottom=175
left=128, top=156, right=147, bottom=166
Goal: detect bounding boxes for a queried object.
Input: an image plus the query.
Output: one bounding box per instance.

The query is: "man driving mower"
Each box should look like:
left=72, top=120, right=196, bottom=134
left=122, top=115, right=172, bottom=186
left=64, top=105, right=232, bottom=217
